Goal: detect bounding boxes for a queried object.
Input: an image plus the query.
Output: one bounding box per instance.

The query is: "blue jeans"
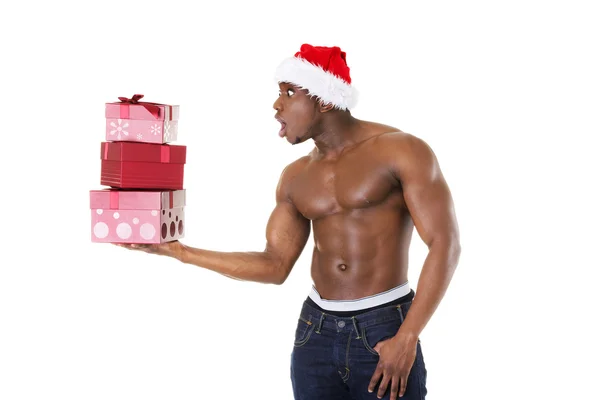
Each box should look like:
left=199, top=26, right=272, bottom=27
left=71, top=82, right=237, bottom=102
left=290, top=293, right=427, bottom=399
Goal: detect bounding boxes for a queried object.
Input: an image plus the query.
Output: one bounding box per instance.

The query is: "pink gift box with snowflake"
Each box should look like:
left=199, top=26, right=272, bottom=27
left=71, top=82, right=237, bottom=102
left=105, top=94, right=179, bottom=144
left=90, top=189, right=185, bottom=243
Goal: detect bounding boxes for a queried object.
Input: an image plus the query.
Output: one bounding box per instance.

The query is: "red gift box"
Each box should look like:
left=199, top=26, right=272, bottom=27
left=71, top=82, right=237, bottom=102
left=100, top=141, right=186, bottom=190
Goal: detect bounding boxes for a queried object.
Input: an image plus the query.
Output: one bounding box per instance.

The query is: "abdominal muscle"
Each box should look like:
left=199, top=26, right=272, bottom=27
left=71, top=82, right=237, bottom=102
left=308, top=201, right=414, bottom=301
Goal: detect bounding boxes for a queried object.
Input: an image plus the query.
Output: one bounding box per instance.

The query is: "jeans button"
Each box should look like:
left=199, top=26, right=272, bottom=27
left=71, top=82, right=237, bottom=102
left=338, top=320, right=345, bottom=328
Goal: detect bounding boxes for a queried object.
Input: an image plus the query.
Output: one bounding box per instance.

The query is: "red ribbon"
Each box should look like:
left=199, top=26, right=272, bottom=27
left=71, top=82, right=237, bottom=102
left=161, top=146, right=170, bottom=163
left=118, top=94, right=162, bottom=119
left=169, top=191, right=174, bottom=208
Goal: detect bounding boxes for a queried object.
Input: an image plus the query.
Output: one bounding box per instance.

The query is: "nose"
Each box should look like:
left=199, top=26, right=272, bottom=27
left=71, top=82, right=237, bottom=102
left=273, top=96, right=282, bottom=111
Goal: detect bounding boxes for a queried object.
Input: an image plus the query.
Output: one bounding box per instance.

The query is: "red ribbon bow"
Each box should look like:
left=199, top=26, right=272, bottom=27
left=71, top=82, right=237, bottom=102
left=118, top=94, right=161, bottom=119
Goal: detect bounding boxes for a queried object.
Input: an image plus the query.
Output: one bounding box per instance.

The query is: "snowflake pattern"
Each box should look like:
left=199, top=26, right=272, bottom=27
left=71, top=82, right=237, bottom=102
left=150, top=124, right=161, bottom=136
left=136, top=133, right=143, bottom=140
left=110, top=119, right=129, bottom=140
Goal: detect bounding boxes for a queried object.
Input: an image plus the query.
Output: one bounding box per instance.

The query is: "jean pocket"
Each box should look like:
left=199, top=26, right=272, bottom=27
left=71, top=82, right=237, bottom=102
left=360, top=318, right=403, bottom=356
left=294, top=317, right=315, bottom=347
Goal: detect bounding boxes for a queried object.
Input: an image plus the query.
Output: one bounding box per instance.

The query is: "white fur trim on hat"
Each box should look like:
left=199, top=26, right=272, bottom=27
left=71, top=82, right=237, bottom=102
left=275, top=56, right=358, bottom=110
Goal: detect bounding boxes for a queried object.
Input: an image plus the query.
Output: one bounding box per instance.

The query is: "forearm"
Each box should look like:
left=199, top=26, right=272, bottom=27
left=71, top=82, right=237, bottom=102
left=176, top=244, right=285, bottom=285
left=398, top=240, right=461, bottom=339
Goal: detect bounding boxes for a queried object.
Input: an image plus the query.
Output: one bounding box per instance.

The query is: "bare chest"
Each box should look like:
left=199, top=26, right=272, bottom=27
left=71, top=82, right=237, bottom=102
left=289, top=156, right=399, bottom=220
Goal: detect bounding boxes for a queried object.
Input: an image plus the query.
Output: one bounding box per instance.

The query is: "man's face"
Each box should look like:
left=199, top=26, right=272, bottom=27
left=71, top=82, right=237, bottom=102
left=273, top=82, right=319, bottom=145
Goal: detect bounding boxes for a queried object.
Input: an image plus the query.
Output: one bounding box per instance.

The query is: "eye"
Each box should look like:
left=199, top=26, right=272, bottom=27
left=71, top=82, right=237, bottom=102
left=287, top=89, right=295, bottom=97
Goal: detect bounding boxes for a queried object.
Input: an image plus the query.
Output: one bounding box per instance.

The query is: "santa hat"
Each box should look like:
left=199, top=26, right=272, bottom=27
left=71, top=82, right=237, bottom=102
left=275, top=44, right=358, bottom=111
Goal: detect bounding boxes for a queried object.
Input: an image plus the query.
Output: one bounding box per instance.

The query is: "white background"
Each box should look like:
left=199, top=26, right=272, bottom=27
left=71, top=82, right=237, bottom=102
left=1, top=1, right=599, bottom=399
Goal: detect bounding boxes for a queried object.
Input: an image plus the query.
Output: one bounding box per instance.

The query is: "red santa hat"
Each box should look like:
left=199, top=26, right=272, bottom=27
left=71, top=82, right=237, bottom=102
left=275, top=44, right=358, bottom=111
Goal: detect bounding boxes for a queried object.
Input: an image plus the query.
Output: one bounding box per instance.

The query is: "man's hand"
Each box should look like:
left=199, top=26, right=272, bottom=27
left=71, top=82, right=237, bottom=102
left=113, top=241, right=185, bottom=261
left=368, top=333, right=418, bottom=399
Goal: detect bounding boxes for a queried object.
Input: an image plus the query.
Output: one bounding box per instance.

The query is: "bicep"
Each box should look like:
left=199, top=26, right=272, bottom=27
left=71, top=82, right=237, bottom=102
left=263, top=161, right=311, bottom=275
left=264, top=200, right=311, bottom=274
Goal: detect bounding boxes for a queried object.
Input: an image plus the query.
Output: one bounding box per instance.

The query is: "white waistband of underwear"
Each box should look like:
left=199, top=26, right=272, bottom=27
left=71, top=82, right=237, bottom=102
left=308, top=282, right=411, bottom=312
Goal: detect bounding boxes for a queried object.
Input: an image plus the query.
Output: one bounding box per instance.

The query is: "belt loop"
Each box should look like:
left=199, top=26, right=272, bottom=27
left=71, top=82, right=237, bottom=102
left=315, top=312, right=325, bottom=334
left=351, top=316, right=361, bottom=339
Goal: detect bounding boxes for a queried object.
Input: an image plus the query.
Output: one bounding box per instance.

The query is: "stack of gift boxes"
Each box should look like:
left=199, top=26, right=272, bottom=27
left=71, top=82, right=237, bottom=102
left=90, top=94, right=187, bottom=244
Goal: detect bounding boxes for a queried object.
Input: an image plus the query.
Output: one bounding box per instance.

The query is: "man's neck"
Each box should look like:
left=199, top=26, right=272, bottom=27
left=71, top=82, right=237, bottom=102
left=312, top=113, right=364, bottom=157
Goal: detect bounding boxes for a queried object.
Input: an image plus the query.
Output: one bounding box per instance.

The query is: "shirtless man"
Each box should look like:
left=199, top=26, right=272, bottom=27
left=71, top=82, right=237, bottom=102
left=118, top=44, right=461, bottom=399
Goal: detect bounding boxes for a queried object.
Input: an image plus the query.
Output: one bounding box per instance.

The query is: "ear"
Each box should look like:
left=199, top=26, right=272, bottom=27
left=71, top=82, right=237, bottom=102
left=319, top=101, right=334, bottom=113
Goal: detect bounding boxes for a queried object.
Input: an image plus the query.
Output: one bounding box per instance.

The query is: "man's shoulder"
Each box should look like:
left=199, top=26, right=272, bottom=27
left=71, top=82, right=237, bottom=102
left=375, top=130, right=430, bottom=151
left=361, top=128, right=440, bottom=184
left=276, top=155, right=310, bottom=189
left=368, top=130, right=434, bottom=162
left=356, top=121, right=430, bottom=152
left=283, top=154, right=311, bottom=175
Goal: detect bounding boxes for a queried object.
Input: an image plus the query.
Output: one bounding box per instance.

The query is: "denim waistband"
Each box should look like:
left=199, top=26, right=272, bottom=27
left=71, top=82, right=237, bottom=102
left=298, top=289, right=415, bottom=333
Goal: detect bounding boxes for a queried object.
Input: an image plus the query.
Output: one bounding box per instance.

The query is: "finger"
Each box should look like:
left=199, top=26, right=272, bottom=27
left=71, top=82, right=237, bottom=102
left=129, top=243, right=150, bottom=249
left=373, top=343, right=381, bottom=354
left=377, top=372, right=391, bottom=399
left=368, top=365, right=383, bottom=393
left=117, top=243, right=151, bottom=252
left=390, top=376, right=400, bottom=399
left=144, top=244, right=159, bottom=252
left=399, top=373, right=408, bottom=397
left=118, top=244, right=136, bottom=250
left=373, top=340, right=389, bottom=354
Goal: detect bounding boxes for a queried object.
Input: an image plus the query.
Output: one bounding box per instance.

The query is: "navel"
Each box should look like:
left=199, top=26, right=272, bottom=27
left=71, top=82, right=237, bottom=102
left=338, top=263, right=347, bottom=271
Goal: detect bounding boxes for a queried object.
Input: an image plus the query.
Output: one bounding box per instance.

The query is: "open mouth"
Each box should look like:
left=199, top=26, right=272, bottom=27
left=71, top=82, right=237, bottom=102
left=275, top=116, right=287, bottom=138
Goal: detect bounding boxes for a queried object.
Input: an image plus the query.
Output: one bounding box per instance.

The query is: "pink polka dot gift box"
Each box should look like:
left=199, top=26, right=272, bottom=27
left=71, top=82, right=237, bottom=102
left=105, top=94, right=179, bottom=144
left=90, top=189, right=185, bottom=243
